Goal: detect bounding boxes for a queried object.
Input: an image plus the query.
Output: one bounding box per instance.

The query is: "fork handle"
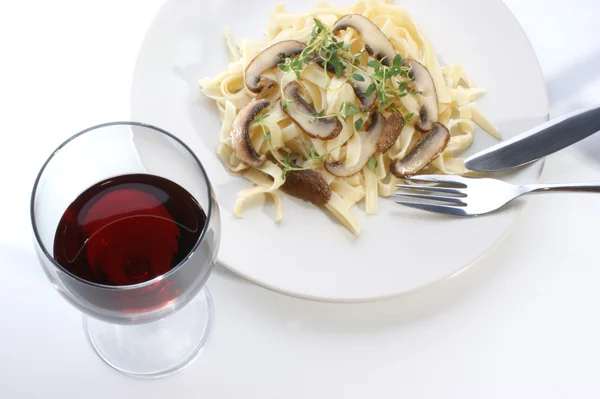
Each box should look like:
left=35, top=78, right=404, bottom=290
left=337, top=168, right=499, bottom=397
left=523, top=182, right=600, bottom=194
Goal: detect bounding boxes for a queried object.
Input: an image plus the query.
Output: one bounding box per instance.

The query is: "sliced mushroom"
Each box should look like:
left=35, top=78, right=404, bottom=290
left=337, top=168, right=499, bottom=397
left=404, top=59, right=439, bottom=132
left=314, top=59, right=376, bottom=110
left=390, top=122, right=450, bottom=177
left=281, top=169, right=331, bottom=206
left=376, top=112, right=405, bottom=153
left=255, top=80, right=280, bottom=101
left=349, top=70, right=376, bottom=110
left=282, top=81, right=342, bottom=140
left=324, top=111, right=386, bottom=177
left=245, top=40, right=306, bottom=93
left=333, top=14, right=396, bottom=66
left=231, top=98, right=270, bottom=167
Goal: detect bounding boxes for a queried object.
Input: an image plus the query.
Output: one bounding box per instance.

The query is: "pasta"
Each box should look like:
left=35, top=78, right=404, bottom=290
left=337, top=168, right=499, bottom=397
left=199, top=0, right=499, bottom=235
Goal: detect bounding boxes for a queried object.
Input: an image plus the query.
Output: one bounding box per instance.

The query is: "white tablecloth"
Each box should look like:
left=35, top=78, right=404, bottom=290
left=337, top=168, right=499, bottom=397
left=2, top=0, right=600, bottom=397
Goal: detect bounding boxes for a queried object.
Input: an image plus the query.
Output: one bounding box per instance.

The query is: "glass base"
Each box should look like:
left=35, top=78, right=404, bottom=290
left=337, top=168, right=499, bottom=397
left=83, top=287, right=213, bottom=378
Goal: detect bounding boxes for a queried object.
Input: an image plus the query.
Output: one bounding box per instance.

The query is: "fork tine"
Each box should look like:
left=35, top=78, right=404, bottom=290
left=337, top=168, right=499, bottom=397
left=395, top=184, right=466, bottom=195
left=396, top=201, right=470, bottom=216
left=394, top=193, right=467, bottom=205
left=405, top=174, right=469, bottom=187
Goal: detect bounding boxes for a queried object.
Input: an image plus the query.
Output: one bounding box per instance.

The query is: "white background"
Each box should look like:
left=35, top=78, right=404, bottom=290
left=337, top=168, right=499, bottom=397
left=2, top=0, right=600, bottom=397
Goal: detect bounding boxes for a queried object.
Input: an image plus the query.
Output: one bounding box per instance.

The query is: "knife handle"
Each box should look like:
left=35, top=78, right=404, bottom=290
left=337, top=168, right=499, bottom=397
left=465, top=105, right=600, bottom=172
left=539, top=105, right=600, bottom=139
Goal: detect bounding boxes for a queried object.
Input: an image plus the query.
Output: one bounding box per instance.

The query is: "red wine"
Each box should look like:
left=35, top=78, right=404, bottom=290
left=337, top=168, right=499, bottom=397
left=53, top=174, right=206, bottom=286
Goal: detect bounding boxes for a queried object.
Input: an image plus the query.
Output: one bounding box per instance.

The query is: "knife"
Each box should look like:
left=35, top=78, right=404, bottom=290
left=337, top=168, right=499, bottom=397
left=464, top=106, right=600, bottom=172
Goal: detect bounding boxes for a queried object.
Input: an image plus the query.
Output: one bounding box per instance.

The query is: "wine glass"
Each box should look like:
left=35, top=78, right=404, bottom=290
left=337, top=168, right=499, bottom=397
left=30, top=122, right=221, bottom=378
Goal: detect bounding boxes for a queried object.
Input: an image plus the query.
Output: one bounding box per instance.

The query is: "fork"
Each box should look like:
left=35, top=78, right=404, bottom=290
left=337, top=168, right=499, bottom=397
left=395, top=175, right=600, bottom=216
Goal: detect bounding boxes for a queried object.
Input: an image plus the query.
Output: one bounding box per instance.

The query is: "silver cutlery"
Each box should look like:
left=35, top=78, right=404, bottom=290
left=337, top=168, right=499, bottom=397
left=464, top=105, right=600, bottom=172
left=395, top=175, right=600, bottom=216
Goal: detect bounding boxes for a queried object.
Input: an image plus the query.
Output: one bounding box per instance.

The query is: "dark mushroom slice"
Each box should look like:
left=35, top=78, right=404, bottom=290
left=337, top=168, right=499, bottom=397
left=324, top=111, right=386, bottom=177
left=314, top=58, right=376, bottom=110
left=376, top=112, right=405, bottom=153
left=282, top=81, right=342, bottom=140
left=390, top=122, right=450, bottom=177
left=231, top=98, right=270, bottom=167
left=281, top=169, right=331, bottom=206
left=333, top=14, right=396, bottom=66
left=245, top=40, right=306, bottom=93
left=404, top=59, right=439, bottom=132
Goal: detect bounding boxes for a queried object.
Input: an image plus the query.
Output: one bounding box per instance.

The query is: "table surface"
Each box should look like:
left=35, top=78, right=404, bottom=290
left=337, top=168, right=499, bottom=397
left=2, top=0, right=600, bottom=397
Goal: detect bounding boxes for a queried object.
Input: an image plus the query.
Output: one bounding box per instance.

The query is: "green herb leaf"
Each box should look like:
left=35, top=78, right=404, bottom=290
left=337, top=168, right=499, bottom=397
left=344, top=103, right=359, bottom=117
left=263, top=132, right=271, bottom=141
left=352, top=50, right=365, bottom=66
left=254, top=113, right=270, bottom=122
left=404, top=113, right=414, bottom=124
left=313, top=18, right=326, bottom=31
left=311, top=24, right=318, bottom=38
left=282, top=101, right=289, bottom=110
left=352, top=73, right=365, bottom=82
left=368, top=157, right=378, bottom=171
left=354, top=117, right=364, bottom=131
left=367, top=60, right=381, bottom=69
left=365, top=83, right=377, bottom=96
left=331, top=57, right=344, bottom=78
left=393, top=54, right=403, bottom=67
left=388, top=65, right=401, bottom=77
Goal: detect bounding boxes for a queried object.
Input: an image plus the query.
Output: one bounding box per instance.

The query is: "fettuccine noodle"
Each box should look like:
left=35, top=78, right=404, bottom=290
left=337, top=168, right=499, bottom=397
left=200, top=0, right=499, bottom=235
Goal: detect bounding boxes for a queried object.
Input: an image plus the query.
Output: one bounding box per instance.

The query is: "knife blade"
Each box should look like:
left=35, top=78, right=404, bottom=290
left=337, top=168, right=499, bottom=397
left=464, top=106, right=600, bottom=172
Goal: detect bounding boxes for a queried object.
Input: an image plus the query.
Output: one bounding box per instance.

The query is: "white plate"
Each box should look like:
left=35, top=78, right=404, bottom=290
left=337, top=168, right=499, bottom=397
left=131, top=0, right=548, bottom=301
